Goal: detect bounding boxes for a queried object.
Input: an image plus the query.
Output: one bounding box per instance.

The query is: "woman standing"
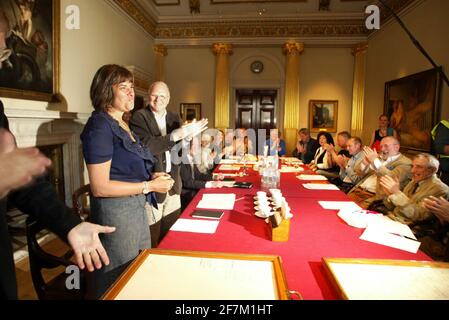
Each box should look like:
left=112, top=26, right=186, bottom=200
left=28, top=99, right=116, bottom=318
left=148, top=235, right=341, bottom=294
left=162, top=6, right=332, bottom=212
left=369, top=114, right=398, bottom=151
left=81, top=64, right=174, bottom=298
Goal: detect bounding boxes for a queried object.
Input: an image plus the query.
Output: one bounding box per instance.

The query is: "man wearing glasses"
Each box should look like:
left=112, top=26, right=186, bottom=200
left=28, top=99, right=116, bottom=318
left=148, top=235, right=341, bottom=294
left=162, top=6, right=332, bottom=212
left=348, top=136, right=412, bottom=209
left=130, top=82, right=207, bottom=247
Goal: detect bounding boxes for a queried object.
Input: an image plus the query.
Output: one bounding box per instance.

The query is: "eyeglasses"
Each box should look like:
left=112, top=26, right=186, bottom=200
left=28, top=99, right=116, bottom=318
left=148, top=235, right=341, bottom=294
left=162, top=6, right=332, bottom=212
left=150, top=94, right=167, bottom=101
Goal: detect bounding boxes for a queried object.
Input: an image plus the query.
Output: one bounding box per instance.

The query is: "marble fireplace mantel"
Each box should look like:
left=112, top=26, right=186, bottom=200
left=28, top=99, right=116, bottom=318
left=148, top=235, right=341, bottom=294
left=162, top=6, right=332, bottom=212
left=5, top=106, right=90, bottom=207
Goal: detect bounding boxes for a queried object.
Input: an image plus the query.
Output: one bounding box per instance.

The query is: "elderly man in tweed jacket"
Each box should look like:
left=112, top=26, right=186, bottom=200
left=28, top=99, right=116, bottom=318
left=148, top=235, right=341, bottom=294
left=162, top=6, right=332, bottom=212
left=380, top=153, right=449, bottom=224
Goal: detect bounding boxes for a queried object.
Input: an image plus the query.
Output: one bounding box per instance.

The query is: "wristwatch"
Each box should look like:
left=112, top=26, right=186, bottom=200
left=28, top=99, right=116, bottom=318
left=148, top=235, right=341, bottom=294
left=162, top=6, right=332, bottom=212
left=142, top=181, right=150, bottom=194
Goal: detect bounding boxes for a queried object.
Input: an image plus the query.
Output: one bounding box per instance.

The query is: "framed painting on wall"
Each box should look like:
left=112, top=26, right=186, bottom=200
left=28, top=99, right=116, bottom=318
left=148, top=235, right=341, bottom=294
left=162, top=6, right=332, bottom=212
left=309, top=100, right=338, bottom=133
left=384, top=67, right=442, bottom=153
left=0, top=0, right=60, bottom=101
left=180, top=103, right=201, bottom=123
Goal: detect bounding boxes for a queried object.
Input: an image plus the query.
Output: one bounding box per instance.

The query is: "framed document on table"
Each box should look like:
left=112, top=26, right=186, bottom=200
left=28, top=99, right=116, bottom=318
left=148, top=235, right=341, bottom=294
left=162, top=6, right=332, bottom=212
left=103, top=249, right=289, bottom=300
left=323, top=257, right=449, bottom=300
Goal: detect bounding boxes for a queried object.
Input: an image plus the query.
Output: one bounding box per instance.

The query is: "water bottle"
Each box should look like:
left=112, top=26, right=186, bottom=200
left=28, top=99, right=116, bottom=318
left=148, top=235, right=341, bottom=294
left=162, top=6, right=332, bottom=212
left=273, top=154, right=280, bottom=188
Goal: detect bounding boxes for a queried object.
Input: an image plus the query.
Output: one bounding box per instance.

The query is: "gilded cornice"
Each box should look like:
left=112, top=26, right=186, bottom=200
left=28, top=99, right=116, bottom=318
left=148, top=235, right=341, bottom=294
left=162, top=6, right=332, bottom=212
left=351, top=42, right=368, bottom=55
left=282, top=41, right=304, bottom=56
left=113, top=0, right=417, bottom=40
left=156, top=19, right=367, bottom=39
left=153, top=44, right=168, bottom=56
left=212, top=43, right=233, bottom=55
left=376, top=0, right=417, bottom=24
left=113, top=0, right=157, bottom=36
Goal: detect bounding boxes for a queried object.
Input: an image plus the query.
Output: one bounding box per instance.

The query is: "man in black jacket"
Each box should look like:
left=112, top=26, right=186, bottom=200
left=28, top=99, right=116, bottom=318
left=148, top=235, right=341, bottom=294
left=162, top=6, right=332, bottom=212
left=1, top=100, right=114, bottom=299
left=292, top=128, right=319, bottom=164
left=130, top=81, right=207, bottom=246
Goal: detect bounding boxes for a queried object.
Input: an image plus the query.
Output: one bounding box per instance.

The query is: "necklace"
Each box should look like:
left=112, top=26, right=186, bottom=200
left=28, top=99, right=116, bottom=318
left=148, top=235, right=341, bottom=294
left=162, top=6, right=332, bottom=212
left=109, top=113, right=136, bottom=142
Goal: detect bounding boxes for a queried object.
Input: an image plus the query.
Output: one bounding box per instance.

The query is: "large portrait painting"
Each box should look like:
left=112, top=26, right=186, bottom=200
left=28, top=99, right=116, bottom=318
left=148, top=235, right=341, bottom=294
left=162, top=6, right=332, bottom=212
left=0, top=0, right=59, bottom=101
left=384, top=67, right=442, bottom=153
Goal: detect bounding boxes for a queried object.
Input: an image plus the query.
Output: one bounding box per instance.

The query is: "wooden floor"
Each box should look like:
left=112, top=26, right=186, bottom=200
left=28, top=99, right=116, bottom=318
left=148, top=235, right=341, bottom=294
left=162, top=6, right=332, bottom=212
left=15, top=237, right=71, bottom=300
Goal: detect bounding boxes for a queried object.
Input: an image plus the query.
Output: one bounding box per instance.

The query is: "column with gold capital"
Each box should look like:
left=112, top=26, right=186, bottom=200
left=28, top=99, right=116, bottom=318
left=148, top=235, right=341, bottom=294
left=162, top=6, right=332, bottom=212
left=282, top=41, right=304, bottom=155
left=153, top=44, right=168, bottom=82
left=212, top=43, right=233, bottom=131
left=351, top=43, right=368, bottom=138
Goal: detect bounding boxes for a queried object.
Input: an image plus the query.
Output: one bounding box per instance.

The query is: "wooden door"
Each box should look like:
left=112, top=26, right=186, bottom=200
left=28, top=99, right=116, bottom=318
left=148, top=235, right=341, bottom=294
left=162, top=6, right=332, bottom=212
left=235, top=89, right=277, bottom=154
left=235, top=89, right=277, bottom=131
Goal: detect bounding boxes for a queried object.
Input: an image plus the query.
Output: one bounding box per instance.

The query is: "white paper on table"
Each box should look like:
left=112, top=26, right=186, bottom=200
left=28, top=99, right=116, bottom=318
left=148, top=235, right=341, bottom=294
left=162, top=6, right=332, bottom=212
left=282, top=157, right=303, bottom=163
left=213, top=173, right=239, bottom=178
left=280, top=166, right=304, bottom=173
left=197, top=193, right=236, bottom=210
left=170, top=218, right=219, bottom=234
left=221, top=181, right=237, bottom=188
left=297, top=174, right=328, bottom=181
left=337, top=209, right=383, bottom=229
left=302, top=183, right=339, bottom=190
left=219, top=159, right=238, bottom=164
left=360, top=227, right=421, bottom=254
left=319, top=201, right=362, bottom=211
left=219, top=164, right=241, bottom=171
left=366, top=216, right=417, bottom=240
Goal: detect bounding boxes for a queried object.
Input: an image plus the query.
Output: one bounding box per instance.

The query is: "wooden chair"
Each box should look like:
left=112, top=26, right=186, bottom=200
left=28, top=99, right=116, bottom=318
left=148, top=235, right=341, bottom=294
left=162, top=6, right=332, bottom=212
left=72, top=184, right=91, bottom=221
left=410, top=217, right=449, bottom=262
left=25, top=216, right=85, bottom=300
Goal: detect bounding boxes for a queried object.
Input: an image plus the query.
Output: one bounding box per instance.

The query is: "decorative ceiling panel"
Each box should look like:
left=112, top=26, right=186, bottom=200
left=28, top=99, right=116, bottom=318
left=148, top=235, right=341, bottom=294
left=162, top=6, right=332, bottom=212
left=210, top=0, right=306, bottom=3
left=153, top=0, right=180, bottom=5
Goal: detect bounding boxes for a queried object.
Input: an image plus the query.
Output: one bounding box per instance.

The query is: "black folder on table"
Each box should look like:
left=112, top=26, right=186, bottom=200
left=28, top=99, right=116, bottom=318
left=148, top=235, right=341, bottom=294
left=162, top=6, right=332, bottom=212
left=232, top=182, right=253, bottom=189
left=191, top=210, right=224, bottom=220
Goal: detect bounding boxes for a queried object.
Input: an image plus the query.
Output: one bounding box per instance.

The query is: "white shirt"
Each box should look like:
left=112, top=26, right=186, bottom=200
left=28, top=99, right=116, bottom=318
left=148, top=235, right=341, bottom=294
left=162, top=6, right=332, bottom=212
left=152, top=110, right=171, bottom=173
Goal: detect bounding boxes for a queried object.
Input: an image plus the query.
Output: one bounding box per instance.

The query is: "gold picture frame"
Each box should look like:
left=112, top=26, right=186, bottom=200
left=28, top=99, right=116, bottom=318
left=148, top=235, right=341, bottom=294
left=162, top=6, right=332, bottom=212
left=384, top=67, right=442, bottom=153
left=103, top=249, right=290, bottom=300
left=180, top=103, right=201, bottom=122
left=309, top=100, right=338, bottom=133
left=0, top=0, right=60, bottom=101
left=323, top=257, right=449, bottom=300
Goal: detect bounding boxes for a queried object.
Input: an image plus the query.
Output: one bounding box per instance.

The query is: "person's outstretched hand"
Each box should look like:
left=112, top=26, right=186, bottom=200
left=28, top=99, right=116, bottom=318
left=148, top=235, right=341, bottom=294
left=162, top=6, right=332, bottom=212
left=68, top=222, right=116, bottom=272
left=171, top=119, right=208, bottom=141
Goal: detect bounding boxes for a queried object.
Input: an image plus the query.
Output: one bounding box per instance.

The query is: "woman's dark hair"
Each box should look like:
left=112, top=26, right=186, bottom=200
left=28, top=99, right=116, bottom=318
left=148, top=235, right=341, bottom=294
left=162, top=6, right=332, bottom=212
left=317, top=131, right=334, bottom=145
left=90, top=64, right=134, bottom=112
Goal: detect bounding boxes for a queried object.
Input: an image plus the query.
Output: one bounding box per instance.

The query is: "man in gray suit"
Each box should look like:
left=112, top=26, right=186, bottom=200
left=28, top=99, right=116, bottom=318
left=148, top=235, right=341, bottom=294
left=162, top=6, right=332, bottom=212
left=130, top=82, right=207, bottom=246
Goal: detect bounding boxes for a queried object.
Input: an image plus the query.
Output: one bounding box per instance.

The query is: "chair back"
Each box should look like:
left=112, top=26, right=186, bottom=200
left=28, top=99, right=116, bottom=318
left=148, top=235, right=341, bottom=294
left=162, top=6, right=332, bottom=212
left=72, top=184, right=91, bottom=220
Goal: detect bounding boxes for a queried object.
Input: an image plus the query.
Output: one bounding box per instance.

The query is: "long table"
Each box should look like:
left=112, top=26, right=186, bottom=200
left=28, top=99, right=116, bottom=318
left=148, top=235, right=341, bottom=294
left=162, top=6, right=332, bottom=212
left=158, top=164, right=431, bottom=299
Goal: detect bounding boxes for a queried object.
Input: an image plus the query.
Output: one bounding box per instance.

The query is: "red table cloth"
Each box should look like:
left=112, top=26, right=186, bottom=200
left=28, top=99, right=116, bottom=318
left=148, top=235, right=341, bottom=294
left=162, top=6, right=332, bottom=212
left=158, top=165, right=431, bottom=299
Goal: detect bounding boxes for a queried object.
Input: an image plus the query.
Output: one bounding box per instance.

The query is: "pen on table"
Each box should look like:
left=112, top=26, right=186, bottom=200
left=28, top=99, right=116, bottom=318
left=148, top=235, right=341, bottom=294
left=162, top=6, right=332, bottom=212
left=391, top=233, right=418, bottom=241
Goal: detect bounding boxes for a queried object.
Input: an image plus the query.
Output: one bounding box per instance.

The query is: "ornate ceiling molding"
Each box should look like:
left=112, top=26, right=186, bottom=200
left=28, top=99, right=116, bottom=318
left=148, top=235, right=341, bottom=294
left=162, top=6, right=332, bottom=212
left=376, top=0, right=417, bottom=24
left=112, top=0, right=419, bottom=43
left=155, top=36, right=368, bottom=48
left=113, top=0, right=157, bottom=36
left=156, top=19, right=368, bottom=39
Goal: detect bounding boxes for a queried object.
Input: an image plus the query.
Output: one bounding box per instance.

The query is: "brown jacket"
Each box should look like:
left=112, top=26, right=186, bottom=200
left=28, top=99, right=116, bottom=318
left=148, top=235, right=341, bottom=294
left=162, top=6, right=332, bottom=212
left=352, top=154, right=412, bottom=206
left=386, top=175, right=449, bottom=225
